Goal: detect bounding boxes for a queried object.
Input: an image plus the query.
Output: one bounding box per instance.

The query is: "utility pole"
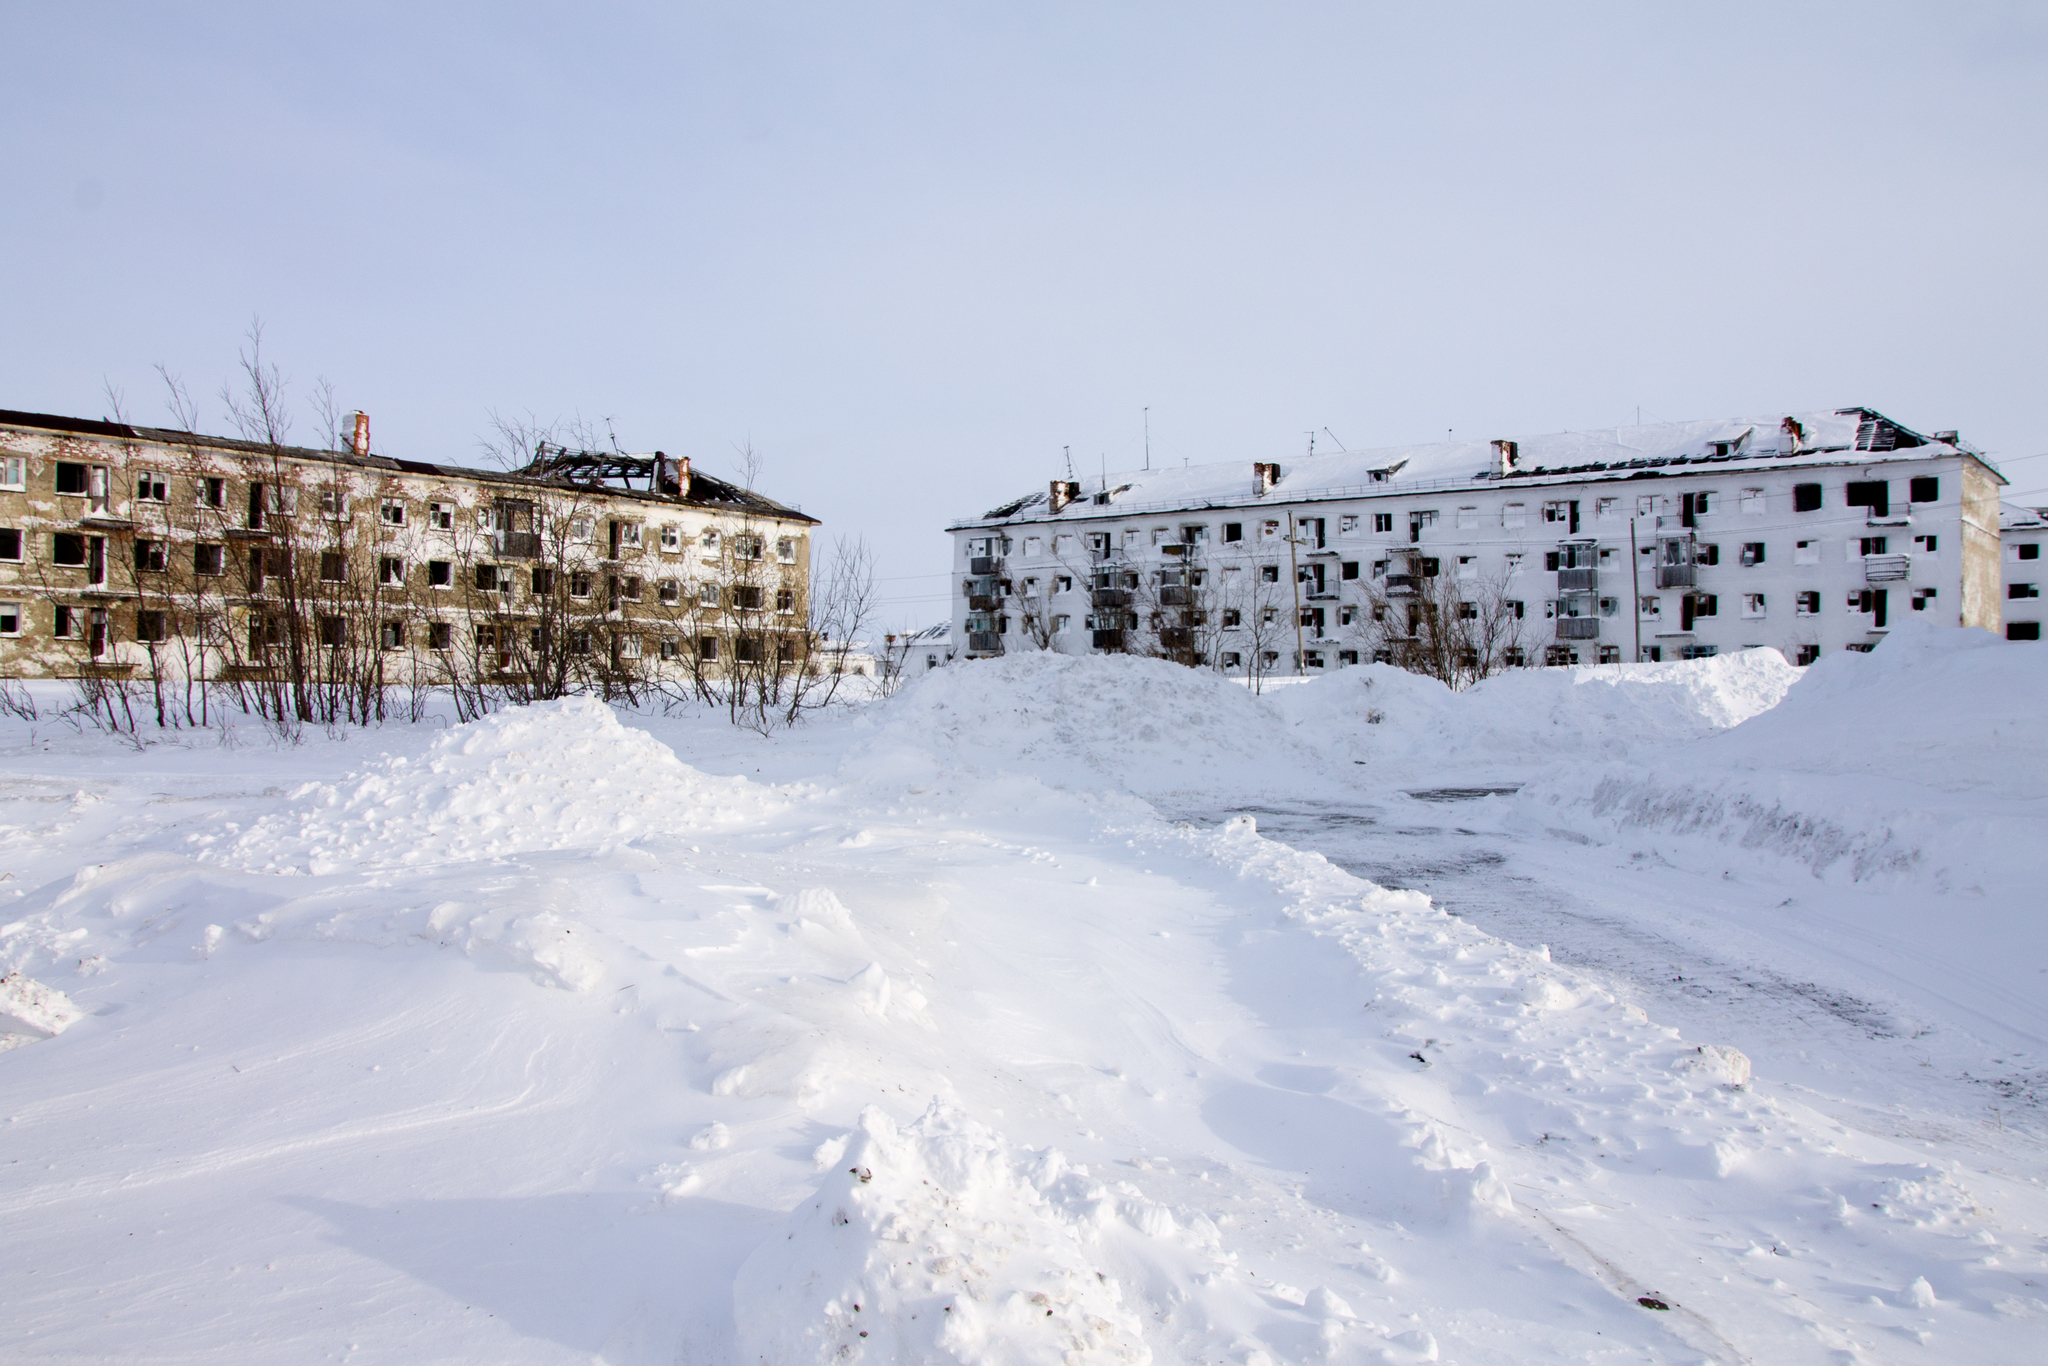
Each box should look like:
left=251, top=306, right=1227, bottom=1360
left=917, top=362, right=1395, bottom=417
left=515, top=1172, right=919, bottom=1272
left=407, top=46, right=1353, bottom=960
left=1630, top=516, right=1644, bottom=663
left=1144, top=408, right=1150, bottom=471
left=1287, top=512, right=1306, bottom=676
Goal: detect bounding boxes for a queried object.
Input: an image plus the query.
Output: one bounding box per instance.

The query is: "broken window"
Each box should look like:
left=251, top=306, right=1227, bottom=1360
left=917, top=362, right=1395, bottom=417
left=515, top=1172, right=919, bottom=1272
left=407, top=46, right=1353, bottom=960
left=735, top=586, right=764, bottom=610
left=1795, top=591, right=1820, bottom=616
left=698, top=582, right=719, bottom=608
left=473, top=563, right=499, bottom=591
left=1222, top=608, right=1242, bottom=628
left=379, top=621, right=405, bottom=650
left=54, top=605, right=77, bottom=638
left=1740, top=542, right=1765, bottom=567
left=1056, top=574, right=1073, bottom=592
left=1222, top=522, right=1243, bottom=543
left=132, top=540, right=167, bottom=573
left=1259, top=563, right=1279, bottom=583
left=1739, top=488, right=1765, bottom=516
left=1845, top=480, right=1889, bottom=516
left=1221, top=651, right=1242, bottom=668
left=319, top=487, right=349, bottom=519
left=571, top=516, right=595, bottom=543
left=427, top=622, right=451, bottom=650
left=321, top=551, right=348, bottom=582
left=1456, top=555, right=1477, bottom=579
left=2011, top=583, right=2041, bottom=600
left=1639, top=596, right=1660, bottom=618
left=379, top=555, right=404, bottom=585
left=735, top=535, right=764, bottom=562
left=53, top=533, right=86, bottom=566
left=1339, top=515, right=1358, bottom=534
left=0, top=602, right=17, bottom=636
left=1599, top=597, right=1620, bottom=617
left=776, top=588, right=795, bottom=613
left=197, top=476, right=225, bottom=508
left=1341, top=560, right=1359, bottom=580
left=659, top=579, right=681, bottom=605
left=1795, top=644, right=1820, bottom=665
left=317, top=615, right=347, bottom=647
left=1858, top=537, right=1888, bottom=557
left=194, top=543, right=224, bottom=576
left=1697, top=543, right=1719, bottom=566
left=618, top=522, right=643, bottom=550
left=1408, top=510, right=1437, bottom=542
left=0, top=529, right=17, bottom=562
left=697, top=635, right=719, bottom=661
left=1053, top=614, right=1071, bottom=633
left=660, top=524, right=682, bottom=552
left=1793, top=483, right=1823, bottom=512
left=428, top=501, right=455, bottom=530
left=1914, top=534, right=1938, bottom=554
left=1458, top=600, right=1478, bottom=620
left=426, top=559, right=451, bottom=588
left=620, top=576, right=642, bottom=602
left=135, top=609, right=168, bottom=642
left=1909, top=476, right=1938, bottom=503
left=570, top=572, right=592, bottom=599
left=1742, top=593, right=1766, bottom=618
left=619, top=634, right=643, bottom=660
left=2019, top=543, right=2041, bottom=561
left=1503, top=552, right=1523, bottom=576
left=1595, top=497, right=1619, bottom=520
left=1794, top=540, right=1818, bottom=565
left=135, top=471, right=169, bottom=502
left=532, top=566, right=555, bottom=595
left=380, top=499, right=406, bottom=526
left=1261, top=520, right=1280, bottom=539
left=2009, top=623, right=2042, bottom=641
left=1373, top=512, right=1394, bottom=533
left=55, top=462, right=89, bottom=495
left=1912, top=587, right=1937, bottom=611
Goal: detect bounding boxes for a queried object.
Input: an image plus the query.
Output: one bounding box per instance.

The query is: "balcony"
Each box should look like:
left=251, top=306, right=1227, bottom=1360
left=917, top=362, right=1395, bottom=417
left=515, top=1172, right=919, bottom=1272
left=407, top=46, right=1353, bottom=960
left=969, top=556, right=999, bottom=575
left=1556, top=617, right=1600, bottom=641
left=1158, top=627, right=1193, bottom=649
left=968, top=594, right=998, bottom=612
left=1159, top=586, right=1193, bottom=606
left=495, top=531, right=542, bottom=559
left=1384, top=573, right=1419, bottom=595
left=1091, top=588, right=1131, bottom=607
left=1557, top=567, right=1597, bottom=592
left=1655, top=564, right=1696, bottom=589
left=967, top=631, right=1003, bottom=652
left=1863, top=553, right=1911, bottom=582
left=1091, top=629, right=1126, bottom=650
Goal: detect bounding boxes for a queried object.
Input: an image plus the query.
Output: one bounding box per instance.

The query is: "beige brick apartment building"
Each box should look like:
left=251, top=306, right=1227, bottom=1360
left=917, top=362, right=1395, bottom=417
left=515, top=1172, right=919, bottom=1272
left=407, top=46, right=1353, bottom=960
left=0, top=409, right=818, bottom=697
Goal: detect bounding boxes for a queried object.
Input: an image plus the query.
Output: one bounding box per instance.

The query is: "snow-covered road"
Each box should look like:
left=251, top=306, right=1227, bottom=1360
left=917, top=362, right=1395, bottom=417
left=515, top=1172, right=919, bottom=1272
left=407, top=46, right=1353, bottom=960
left=3, top=637, right=2044, bottom=1364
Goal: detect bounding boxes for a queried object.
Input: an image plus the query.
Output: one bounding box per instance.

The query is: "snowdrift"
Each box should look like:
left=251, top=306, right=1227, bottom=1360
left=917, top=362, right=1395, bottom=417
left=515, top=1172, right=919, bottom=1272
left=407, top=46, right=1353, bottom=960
left=205, top=696, right=782, bottom=875
left=1516, top=621, right=2048, bottom=889
left=1262, top=649, right=1799, bottom=781
left=854, top=651, right=1333, bottom=800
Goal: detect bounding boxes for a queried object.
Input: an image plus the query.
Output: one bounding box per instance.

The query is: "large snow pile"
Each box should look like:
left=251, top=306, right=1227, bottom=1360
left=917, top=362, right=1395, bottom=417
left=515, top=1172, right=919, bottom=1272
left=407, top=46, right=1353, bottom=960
left=734, top=1102, right=1151, bottom=1365
left=853, top=651, right=1333, bottom=800
left=1517, top=621, right=2048, bottom=888
left=1263, top=649, right=1799, bottom=781
left=203, top=696, right=781, bottom=874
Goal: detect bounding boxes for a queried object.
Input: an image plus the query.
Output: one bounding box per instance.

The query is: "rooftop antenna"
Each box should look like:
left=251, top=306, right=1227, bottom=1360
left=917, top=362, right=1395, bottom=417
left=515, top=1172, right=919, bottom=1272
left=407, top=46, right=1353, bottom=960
left=1064, top=445, right=1075, bottom=481
left=1305, top=430, right=1316, bottom=458
left=1100, top=451, right=1106, bottom=492
left=1144, top=407, right=1151, bottom=471
left=1323, top=427, right=1348, bottom=452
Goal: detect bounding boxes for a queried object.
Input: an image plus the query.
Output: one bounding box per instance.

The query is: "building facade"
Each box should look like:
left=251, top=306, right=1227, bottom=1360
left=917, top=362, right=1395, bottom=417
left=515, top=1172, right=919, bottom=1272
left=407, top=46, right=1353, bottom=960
left=0, top=409, right=818, bottom=688
left=947, top=408, right=2007, bottom=672
left=2002, top=502, right=2046, bottom=642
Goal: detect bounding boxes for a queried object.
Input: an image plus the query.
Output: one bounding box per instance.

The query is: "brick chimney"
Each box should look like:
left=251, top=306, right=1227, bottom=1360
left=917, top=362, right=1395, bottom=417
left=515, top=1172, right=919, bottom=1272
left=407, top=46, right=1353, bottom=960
left=349, top=411, right=370, bottom=458
left=1253, top=462, right=1281, bottom=495
left=1491, top=439, right=1519, bottom=476
left=1049, top=479, right=1080, bottom=513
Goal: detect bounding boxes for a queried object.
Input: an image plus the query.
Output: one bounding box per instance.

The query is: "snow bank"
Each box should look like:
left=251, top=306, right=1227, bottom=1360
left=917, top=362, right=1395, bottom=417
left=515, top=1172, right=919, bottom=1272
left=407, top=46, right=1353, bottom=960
left=734, top=1101, right=1150, bottom=1365
left=206, top=697, right=779, bottom=874
left=858, top=652, right=1330, bottom=799
left=1519, top=621, right=2048, bottom=888
left=1262, top=649, right=1799, bottom=780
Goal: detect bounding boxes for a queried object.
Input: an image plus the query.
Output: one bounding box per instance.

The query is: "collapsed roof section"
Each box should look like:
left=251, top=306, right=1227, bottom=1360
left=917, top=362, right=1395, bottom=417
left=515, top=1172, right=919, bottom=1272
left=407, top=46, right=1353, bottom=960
left=0, top=409, right=817, bottom=525
left=956, top=407, right=1992, bottom=528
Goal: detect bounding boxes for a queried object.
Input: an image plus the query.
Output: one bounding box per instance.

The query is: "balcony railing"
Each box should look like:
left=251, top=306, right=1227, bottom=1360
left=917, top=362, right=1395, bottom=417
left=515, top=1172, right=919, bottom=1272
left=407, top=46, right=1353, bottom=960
left=1091, top=588, right=1131, bottom=607
left=1384, top=573, right=1419, bottom=595
left=1655, top=564, right=1696, bottom=588
left=1863, top=553, right=1911, bottom=582
left=969, top=556, right=999, bottom=575
left=1091, top=629, right=1126, bottom=650
left=1556, top=617, right=1600, bottom=640
left=967, top=631, right=1003, bottom=652
left=1557, top=567, right=1597, bottom=591
left=495, top=531, right=542, bottom=559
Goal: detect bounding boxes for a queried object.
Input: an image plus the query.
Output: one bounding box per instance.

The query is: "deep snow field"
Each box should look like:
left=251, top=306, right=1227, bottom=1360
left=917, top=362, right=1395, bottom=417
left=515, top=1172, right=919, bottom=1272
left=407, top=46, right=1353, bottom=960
left=3, top=621, right=2045, bottom=1365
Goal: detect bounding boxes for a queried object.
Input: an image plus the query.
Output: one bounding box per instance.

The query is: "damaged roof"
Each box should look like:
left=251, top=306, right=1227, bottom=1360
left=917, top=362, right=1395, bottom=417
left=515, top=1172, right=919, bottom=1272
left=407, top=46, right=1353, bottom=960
left=0, top=408, right=817, bottom=524
left=955, top=408, right=1995, bottom=528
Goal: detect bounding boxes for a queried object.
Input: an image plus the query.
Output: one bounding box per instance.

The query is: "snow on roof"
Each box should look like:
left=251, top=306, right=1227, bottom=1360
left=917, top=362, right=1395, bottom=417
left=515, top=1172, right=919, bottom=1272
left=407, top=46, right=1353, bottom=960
left=2000, top=501, right=2048, bottom=532
left=957, top=407, right=1983, bottom=528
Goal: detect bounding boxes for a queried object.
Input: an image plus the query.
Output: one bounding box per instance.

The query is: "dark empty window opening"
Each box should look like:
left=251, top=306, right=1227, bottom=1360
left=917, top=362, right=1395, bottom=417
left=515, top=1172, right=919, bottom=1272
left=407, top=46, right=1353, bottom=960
left=1845, top=481, right=1890, bottom=517
left=1793, top=483, right=1823, bottom=512
left=2008, top=622, right=2041, bottom=641
left=133, top=540, right=167, bottom=573
left=0, top=528, right=20, bottom=561
left=55, top=463, right=88, bottom=495
left=1909, top=476, right=1939, bottom=503
left=1740, top=542, right=1765, bottom=566
left=428, top=559, right=453, bottom=587
left=194, top=543, right=224, bottom=576
left=475, top=564, right=501, bottom=592
left=320, top=551, right=347, bottom=582
left=2019, top=543, right=2041, bottom=561
left=1222, top=522, right=1243, bottom=543
left=53, top=533, right=86, bottom=566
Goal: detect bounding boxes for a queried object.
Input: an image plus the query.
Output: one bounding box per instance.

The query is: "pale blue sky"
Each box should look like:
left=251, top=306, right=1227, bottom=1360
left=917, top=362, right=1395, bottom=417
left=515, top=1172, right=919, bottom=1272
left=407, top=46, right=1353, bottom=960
left=5, top=3, right=2044, bottom=626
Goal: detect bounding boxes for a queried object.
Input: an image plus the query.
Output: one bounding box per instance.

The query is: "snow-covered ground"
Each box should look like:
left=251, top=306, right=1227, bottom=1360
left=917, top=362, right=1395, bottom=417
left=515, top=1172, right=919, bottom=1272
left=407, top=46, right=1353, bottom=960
left=3, top=629, right=2044, bottom=1364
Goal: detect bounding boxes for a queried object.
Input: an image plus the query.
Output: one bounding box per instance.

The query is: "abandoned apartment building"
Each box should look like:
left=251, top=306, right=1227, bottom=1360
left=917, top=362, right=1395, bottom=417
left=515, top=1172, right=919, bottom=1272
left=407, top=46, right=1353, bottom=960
left=0, top=407, right=818, bottom=681
left=948, top=407, right=2012, bottom=671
